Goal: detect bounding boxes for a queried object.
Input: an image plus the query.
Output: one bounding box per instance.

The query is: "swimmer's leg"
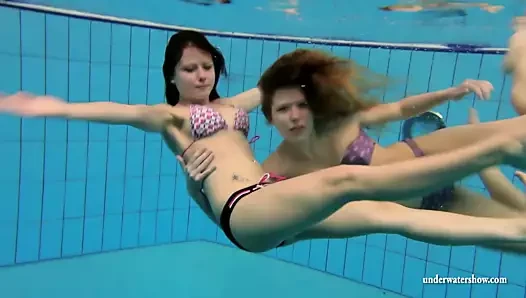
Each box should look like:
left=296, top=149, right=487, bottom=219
left=442, top=187, right=526, bottom=254
left=283, top=200, right=526, bottom=256
left=228, top=135, right=526, bottom=252
left=467, top=108, right=526, bottom=210
left=405, top=113, right=526, bottom=157
left=446, top=187, right=524, bottom=218
left=477, top=168, right=526, bottom=211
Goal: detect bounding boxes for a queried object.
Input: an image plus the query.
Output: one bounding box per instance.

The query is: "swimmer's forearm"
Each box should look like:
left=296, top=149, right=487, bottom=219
left=61, top=102, right=140, bottom=122
left=358, top=88, right=453, bottom=125
left=397, top=88, right=454, bottom=118
left=222, top=88, right=261, bottom=112
left=357, top=136, right=507, bottom=201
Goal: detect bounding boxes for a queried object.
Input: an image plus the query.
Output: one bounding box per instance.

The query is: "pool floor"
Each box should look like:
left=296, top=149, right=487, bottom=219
left=0, top=241, right=407, bottom=298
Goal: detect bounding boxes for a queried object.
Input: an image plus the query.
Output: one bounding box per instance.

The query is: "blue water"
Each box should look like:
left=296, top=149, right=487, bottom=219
left=0, top=2, right=525, bottom=298
left=5, top=0, right=525, bottom=47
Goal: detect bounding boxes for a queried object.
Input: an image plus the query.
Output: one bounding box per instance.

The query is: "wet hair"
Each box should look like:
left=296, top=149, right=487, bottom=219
left=162, top=30, right=227, bottom=106
left=258, top=48, right=387, bottom=132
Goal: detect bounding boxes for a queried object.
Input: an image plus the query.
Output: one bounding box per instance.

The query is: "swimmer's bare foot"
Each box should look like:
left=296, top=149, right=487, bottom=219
left=503, top=17, right=526, bottom=73
left=501, top=121, right=526, bottom=170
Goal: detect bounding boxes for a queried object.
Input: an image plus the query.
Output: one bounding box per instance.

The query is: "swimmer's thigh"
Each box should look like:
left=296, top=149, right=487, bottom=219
left=229, top=165, right=360, bottom=252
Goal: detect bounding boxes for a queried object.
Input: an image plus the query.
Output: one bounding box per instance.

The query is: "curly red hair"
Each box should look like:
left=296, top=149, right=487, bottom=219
left=258, top=49, right=388, bottom=131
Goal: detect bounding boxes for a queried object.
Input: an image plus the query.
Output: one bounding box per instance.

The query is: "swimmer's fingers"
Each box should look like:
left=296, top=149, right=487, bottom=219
left=193, top=165, right=216, bottom=182
left=479, top=80, right=494, bottom=99
left=514, top=170, right=526, bottom=185
left=187, top=152, right=215, bottom=181
left=176, top=155, right=186, bottom=167
left=468, top=80, right=492, bottom=100
left=185, top=147, right=212, bottom=169
left=454, top=79, right=492, bottom=100
left=467, top=108, right=480, bottom=124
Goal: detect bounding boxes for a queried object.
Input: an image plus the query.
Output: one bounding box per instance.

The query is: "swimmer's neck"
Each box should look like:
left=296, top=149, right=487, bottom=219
left=282, top=135, right=320, bottom=160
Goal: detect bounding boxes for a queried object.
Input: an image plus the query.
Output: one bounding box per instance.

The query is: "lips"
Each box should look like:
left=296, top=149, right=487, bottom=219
left=290, top=126, right=304, bottom=131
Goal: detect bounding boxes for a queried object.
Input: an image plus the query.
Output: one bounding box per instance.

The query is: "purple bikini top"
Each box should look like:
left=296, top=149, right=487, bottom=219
left=340, top=129, right=376, bottom=166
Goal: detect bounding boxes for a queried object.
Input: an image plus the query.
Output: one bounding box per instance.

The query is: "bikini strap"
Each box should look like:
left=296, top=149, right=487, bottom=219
left=258, top=172, right=288, bottom=185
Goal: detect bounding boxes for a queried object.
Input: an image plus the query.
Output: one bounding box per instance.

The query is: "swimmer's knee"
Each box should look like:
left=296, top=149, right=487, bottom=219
left=230, top=225, right=286, bottom=253
left=365, top=202, right=418, bottom=232
left=240, top=237, right=285, bottom=253
left=323, top=165, right=369, bottom=196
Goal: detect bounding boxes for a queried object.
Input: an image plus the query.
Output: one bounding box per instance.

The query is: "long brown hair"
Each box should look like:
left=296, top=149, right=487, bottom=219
left=258, top=48, right=388, bottom=131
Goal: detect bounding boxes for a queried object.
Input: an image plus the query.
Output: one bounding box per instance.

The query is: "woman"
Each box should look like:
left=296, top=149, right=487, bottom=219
left=2, top=30, right=526, bottom=254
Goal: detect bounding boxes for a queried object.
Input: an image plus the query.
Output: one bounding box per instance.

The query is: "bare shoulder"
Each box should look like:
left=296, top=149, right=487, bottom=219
left=329, top=115, right=362, bottom=138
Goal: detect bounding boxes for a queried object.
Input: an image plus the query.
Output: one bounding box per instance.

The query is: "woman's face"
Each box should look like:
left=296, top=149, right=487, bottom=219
left=270, top=87, right=314, bottom=141
left=172, top=45, right=215, bottom=104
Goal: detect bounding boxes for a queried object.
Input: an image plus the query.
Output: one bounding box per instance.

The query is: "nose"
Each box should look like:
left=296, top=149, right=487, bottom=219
left=289, top=105, right=301, bottom=120
left=196, top=68, right=207, bottom=81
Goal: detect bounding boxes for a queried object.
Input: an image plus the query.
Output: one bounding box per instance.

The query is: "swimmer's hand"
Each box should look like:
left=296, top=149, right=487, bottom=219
left=0, top=92, right=68, bottom=117
left=176, top=147, right=216, bottom=182
left=449, top=79, right=493, bottom=101
left=0, top=92, right=180, bottom=132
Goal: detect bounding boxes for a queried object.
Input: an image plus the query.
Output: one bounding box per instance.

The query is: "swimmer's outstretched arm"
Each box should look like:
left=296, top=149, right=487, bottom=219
left=0, top=93, right=183, bottom=132
left=356, top=79, right=492, bottom=126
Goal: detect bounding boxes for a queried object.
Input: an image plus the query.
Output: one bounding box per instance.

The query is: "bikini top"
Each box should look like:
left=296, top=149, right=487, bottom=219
left=189, top=104, right=249, bottom=139
left=180, top=104, right=254, bottom=157
left=340, top=129, right=376, bottom=166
